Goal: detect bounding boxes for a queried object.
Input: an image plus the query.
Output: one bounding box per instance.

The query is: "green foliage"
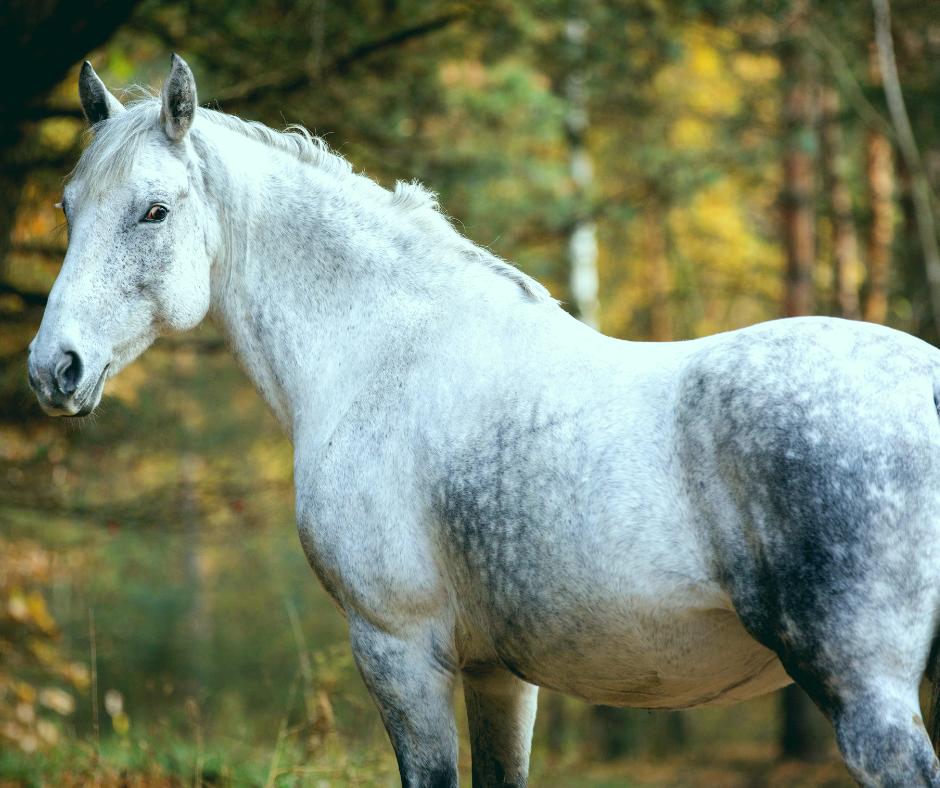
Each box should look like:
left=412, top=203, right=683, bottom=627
left=6, top=0, right=940, bottom=784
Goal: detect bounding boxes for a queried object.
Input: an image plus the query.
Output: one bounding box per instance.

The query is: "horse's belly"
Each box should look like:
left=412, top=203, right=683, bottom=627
left=498, top=605, right=791, bottom=709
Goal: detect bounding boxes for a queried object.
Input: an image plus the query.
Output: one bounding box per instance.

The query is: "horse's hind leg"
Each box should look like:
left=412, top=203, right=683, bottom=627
left=766, top=584, right=940, bottom=786
left=765, top=590, right=940, bottom=787
left=462, top=666, right=538, bottom=788
left=348, top=614, right=459, bottom=788
left=825, top=680, right=940, bottom=787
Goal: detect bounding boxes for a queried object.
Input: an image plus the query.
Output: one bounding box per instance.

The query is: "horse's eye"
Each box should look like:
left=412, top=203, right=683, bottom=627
left=143, top=204, right=169, bottom=222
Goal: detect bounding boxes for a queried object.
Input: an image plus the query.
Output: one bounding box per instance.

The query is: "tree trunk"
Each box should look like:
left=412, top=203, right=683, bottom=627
left=778, top=14, right=825, bottom=758
left=781, top=31, right=818, bottom=319
left=864, top=130, right=894, bottom=324
left=647, top=711, right=687, bottom=759
left=644, top=198, right=671, bottom=341
left=871, top=0, right=940, bottom=329
left=0, top=141, right=25, bottom=283
left=544, top=692, right=567, bottom=755
left=564, top=19, right=599, bottom=330
left=781, top=684, right=828, bottom=760
left=590, top=706, right=645, bottom=761
left=896, top=157, right=932, bottom=336
left=820, top=87, right=861, bottom=319
left=181, top=453, right=211, bottom=698
left=0, top=0, right=145, bottom=276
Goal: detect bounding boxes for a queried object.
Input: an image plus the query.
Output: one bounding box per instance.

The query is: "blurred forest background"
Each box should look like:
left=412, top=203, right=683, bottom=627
left=3, top=0, right=940, bottom=785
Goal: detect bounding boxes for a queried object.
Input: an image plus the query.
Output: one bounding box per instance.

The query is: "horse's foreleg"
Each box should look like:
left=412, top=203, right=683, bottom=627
left=462, top=666, right=538, bottom=788
left=348, top=614, right=459, bottom=788
left=828, top=684, right=940, bottom=788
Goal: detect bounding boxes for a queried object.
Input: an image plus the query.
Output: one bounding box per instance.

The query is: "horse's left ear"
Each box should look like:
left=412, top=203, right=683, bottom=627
left=160, top=54, right=197, bottom=142
left=79, top=62, right=125, bottom=126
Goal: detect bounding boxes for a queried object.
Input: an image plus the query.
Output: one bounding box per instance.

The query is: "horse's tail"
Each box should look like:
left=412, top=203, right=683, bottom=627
left=930, top=374, right=940, bottom=754
left=929, top=637, right=940, bottom=754
left=922, top=373, right=940, bottom=753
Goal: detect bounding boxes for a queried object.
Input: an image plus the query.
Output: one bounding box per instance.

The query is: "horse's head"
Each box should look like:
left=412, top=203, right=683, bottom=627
left=28, top=55, right=216, bottom=416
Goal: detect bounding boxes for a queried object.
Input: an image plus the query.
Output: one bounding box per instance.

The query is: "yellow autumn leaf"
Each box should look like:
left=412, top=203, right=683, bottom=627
left=39, top=688, right=75, bottom=715
left=112, top=711, right=131, bottom=736
left=7, top=591, right=28, bottom=622
left=670, top=116, right=712, bottom=150
left=26, top=593, right=56, bottom=634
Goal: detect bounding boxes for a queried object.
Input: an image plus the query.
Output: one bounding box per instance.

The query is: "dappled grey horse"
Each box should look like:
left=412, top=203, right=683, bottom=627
left=27, top=56, right=940, bottom=787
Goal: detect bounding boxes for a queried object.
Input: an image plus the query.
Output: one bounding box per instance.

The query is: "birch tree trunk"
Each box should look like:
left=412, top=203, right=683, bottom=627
left=565, top=19, right=599, bottom=330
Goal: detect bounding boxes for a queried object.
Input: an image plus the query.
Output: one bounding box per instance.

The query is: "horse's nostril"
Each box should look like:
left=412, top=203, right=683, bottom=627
left=55, top=351, right=83, bottom=396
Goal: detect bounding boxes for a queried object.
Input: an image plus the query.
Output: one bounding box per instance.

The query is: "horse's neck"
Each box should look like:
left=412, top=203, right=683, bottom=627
left=202, top=129, right=455, bottom=445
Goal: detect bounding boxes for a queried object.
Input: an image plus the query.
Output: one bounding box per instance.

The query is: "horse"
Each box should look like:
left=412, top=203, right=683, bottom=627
left=27, top=55, right=940, bottom=788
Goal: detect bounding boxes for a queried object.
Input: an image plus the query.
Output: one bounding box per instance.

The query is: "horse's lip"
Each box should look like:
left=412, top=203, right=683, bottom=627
left=63, top=364, right=110, bottom=418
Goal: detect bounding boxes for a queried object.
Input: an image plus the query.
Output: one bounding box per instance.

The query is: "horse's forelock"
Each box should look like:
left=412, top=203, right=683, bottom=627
left=69, top=97, right=163, bottom=199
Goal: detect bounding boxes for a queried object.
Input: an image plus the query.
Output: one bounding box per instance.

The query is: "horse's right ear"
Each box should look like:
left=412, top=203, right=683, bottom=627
left=78, top=62, right=125, bottom=126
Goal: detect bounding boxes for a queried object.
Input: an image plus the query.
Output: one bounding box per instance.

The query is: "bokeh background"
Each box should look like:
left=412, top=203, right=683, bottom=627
left=2, top=0, right=939, bottom=785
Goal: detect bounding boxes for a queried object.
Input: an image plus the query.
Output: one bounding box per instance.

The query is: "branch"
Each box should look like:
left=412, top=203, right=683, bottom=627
left=871, top=0, right=940, bottom=331
left=210, top=11, right=467, bottom=105
left=10, top=241, right=66, bottom=258
left=0, top=283, right=48, bottom=307
left=19, top=105, right=85, bottom=122
left=334, top=12, right=464, bottom=73
left=0, top=0, right=146, bottom=121
left=211, top=70, right=300, bottom=104
left=806, top=25, right=894, bottom=138
left=6, top=146, right=82, bottom=174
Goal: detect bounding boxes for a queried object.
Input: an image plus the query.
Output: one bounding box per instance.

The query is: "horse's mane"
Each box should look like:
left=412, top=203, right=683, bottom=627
left=70, top=94, right=552, bottom=303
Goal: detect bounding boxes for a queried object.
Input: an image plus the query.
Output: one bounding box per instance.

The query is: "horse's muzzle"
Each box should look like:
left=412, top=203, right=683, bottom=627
left=27, top=345, right=108, bottom=417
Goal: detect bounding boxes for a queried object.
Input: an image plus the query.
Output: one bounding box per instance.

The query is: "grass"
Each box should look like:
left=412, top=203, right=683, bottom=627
left=0, top=731, right=859, bottom=788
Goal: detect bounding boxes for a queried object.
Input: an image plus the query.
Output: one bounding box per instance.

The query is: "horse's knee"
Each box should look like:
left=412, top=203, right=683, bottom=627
left=348, top=616, right=459, bottom=788
left=833, top=695, right=940, bottom=788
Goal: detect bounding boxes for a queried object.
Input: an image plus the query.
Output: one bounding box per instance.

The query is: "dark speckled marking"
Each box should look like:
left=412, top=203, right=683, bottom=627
left=435, top=405, right=600, bottom=672
left=679, top=320, right=940, bottom=786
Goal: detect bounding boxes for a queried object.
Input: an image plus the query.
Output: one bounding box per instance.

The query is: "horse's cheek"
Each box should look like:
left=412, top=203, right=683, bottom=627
left=161, top=246, right=211, bottom=331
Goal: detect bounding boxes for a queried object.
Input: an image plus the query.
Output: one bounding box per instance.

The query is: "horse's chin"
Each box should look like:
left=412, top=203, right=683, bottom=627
left=58, top=363, right=109, bottom=418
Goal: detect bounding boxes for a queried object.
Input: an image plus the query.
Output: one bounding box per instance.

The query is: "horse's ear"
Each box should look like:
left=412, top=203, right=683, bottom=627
left=161, top=54, right=197, bottom=142
left=78, top=62, right=125, bottom=126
